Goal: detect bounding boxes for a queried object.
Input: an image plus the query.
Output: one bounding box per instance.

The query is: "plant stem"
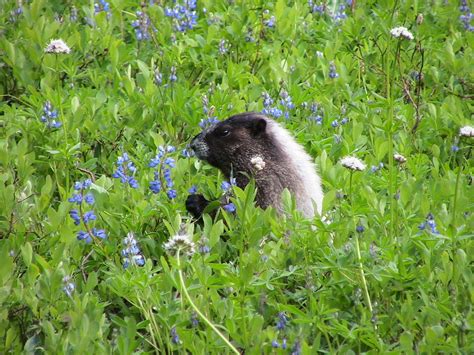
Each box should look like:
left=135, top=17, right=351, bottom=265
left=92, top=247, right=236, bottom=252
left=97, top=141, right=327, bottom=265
left=386, top=43, right=395, bottom=240
left=349, top=172, right=373, bottom=315
left=176, top=249, right=239, bottom=354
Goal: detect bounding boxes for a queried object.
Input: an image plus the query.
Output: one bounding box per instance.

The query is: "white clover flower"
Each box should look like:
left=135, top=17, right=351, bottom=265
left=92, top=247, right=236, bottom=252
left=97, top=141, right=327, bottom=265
left=394, top=153, right=407, bottom=163
left=45, top=39, right=71, bottom=54
left=459, top=125, right=474, bottom=137
left=390, top=26, right=414, bottom=40
left=163, top=234, right=196, bottom=257
left=250, top=155, right=266, bottom=171
left=340, top=156, right=366, bottom=171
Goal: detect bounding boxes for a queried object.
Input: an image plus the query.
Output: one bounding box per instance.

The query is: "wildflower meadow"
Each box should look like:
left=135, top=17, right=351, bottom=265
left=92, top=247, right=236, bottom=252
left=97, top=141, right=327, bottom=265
left=0, top=0, right=473, bottom=353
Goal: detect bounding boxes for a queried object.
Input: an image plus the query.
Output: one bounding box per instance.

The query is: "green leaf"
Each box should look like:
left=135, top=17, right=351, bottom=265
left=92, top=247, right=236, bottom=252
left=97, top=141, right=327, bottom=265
left=21, top=242, right=33, bottom=267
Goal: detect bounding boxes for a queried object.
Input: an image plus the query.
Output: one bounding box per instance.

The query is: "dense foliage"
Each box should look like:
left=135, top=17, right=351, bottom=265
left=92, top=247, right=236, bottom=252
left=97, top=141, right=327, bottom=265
left=0, top=0, right=473, bottom=353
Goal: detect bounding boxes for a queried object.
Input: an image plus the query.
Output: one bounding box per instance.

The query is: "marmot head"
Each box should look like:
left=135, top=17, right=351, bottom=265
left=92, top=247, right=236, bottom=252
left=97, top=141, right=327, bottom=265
left=190, top=112, right=275, bottom=175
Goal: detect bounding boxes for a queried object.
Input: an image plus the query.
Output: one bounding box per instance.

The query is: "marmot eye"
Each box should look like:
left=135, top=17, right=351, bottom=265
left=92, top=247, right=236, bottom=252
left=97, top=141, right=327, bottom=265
left=218, top=129, right=231, bottom=137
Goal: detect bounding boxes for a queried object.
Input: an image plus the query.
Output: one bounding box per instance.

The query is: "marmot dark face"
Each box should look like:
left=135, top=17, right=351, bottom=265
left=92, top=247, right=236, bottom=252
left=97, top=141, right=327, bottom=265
left=190, top=113, right=277, bottom=178
left=189, top=112, right=323, bottom=217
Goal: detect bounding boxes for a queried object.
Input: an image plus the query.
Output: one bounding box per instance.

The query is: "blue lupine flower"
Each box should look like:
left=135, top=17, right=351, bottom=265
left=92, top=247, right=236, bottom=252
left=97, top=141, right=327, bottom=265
left=291, top=340, right=302, bottom=355
left=94, top=0, right=110, bottom=15
left=459, top=1, right=474, bottom=31
left=223, top=203, right=236, bottom=213
left=164, top=157, right=175, bottom=167
left=264, top=15, right=276, bottom=28
left=84, top=193, right=95, bottom=205
left=167, top=189, right=177, bottom=199
left=262, top=91, right=294, bottom=119
left=69, top=179, right=105, bottom=243
left=76, top=228, right=106, bottom=244
left=309, top=115, right=323, bottom=124
left=263, top=107, right=283, bottom=118
left=199, top=117, right=219, bottom=129
left=150, top=179, right=162, bottom=194
left=131, top=10, right=155, bottom=41
left=164, top=145, right=176, bottom=153
left=199, top=244, right=210, bottom=254
left=83, top=211, right=97, bottom=224
left=127, top=161, right=137, bottom=173
left=74, top=179, right=92, bottom=190
left=149, top=146, right=177, bottom=198
left=221, top=181, right=232, bottom=192
left=370, top=162, right=385, bottom=173
left=332, top=4, right=348, bottom=22
left=451, top=145, right=460, bottom=152
left=245, top=28, right=255, bottom=42
left=154, top=69, right=163, bottom=85
left=271, top=340, right=280, bottom=348
left=341, top=117, right=349, bottom=125
left=418, top=213, right=440, bottom=234
left=276, top=312, right=288, bottom=330
left=331, top=119, right=339, bottom=128
left=191, top=313, right=199, bottom=327
left=164, top=168, right=173, bottom=187
left=280, top=91, right=295, bottom=110
left=218, top=39, right=228, bottom=55
left=169, top=66, right=177, bottom=82
left=262, top=92, right=274, bottom=108
left=188, top=185, right=198, bottom=194
left=69, top=210, right=81, bottom=225
left=68, top=193, right=82, bottom=204
left=309, top=0, right=325, bottom=14
left=182, top=147, right=195, bottom=158
left=62, top=276, right=75, bottom=298
left=9, top=5, right=23, bottom=22
left=70, top=6, right=78, bottom=22
left=202, top=95, right=209, bottom=114
left=122, top=232, right=145, bottom=268
left=170, top=326, right=180, bottom=344
left=112, top=153, right=139, bottom=188
left=77, top=230, right=93, bottom=243
left=40, top=101, right=62, bottom=129
left=329, top=61, right=339, bottom=79
left=356, top=225, right=365, bottom=233
left=93, top=228, right=107, bottom=239
left=282, top=338, right=287, bottom=349
left=149, top=153, right=163, bottom=168
left=165, top=0, right=198, bottom=32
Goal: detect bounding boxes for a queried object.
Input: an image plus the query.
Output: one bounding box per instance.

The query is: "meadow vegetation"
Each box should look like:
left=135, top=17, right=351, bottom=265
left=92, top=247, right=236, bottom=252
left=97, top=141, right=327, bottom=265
left=0, top=0, right=473, bottom=353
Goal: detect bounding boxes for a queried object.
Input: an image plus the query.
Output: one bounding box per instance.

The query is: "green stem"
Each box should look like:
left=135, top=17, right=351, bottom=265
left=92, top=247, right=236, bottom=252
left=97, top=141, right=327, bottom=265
left=349, top=172, right=373, bottom=315
left=386, top=44, right=395, bottom=240
left=451, top=165, right=462, bottom=236
left=354, top=234, right=373, bottom=314
left=55, top=54, right=69, bottom=193
left=176, top=249, right=239, bottom=354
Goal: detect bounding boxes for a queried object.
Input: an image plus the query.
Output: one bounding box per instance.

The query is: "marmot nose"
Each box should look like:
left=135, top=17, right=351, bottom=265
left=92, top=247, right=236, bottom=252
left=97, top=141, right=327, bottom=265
left=190, top=133, right=202, bottom=152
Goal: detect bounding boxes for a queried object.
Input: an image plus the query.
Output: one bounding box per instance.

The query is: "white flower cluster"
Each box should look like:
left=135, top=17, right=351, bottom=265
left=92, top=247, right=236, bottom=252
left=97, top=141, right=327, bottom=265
left=394, top=153, right=407, bottom=163
left=390, top=26, right=414, bottom=40
left=459, top=125, right=474, bottom=138
left=163, top=234, right=196, bottom=257
left=340, top=156, right=366, bottom=171
left=251, top=155, right=266, bottom=171
left=45, top=39, right=71, bottom=54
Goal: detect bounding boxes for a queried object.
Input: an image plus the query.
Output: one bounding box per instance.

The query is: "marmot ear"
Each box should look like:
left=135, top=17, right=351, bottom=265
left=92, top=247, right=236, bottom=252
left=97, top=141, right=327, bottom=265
left=251, top=118, right=267, bottom=136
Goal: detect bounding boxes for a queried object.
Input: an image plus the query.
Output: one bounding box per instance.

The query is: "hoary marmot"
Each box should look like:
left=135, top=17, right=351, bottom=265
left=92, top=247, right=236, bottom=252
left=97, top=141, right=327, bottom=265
left=186, top=112, right=323, bottom=218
